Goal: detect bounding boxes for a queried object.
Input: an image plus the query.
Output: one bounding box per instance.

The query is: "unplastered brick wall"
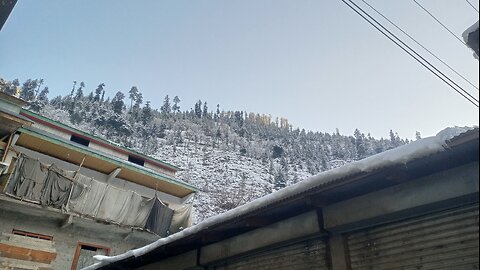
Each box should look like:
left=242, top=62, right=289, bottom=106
left=0, top=208, right=152, bottom=270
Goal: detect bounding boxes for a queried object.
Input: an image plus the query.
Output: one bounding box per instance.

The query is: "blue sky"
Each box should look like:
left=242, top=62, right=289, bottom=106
left=1, top=0, right=478, bottom=139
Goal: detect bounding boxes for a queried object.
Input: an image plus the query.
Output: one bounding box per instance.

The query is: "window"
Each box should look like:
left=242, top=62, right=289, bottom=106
left=71, top=242, right=110, bottom=270
left=12, top=229, right=53, bottom=241
left=128, top=155, right=145, bottom=166
left=70, top=134, right=90, bottom=147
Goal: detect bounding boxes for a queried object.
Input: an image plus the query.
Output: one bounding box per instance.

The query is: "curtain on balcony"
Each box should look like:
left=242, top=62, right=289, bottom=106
left=6, top=155, right=48, bottom=201
left=6, top=154, right=178, bottom=234
left=145, top=197, right=174, bottom=237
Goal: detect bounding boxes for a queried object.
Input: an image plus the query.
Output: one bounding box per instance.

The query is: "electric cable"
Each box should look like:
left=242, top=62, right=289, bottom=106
left=340, top=0, right=479, bottom=107
left=413, top=0, right=467, bottom=46
left=465, top=0, right=479, bottom=13
left=361, top=0, right=479, bottom=91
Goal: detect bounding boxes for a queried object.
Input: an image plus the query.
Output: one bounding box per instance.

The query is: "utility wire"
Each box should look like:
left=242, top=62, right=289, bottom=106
left=465, top=0, right=479, bottom=13
left=361, top=0, right=479, bottom=91
left=413, top=0, right=467, bottom=46
left=340, top=0, right=479, bottom=107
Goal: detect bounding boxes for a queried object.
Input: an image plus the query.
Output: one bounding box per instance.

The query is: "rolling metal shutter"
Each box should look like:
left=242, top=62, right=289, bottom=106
left=208, top=237, right=328, bottom=270
left=347, top=203, right=479, bottom=270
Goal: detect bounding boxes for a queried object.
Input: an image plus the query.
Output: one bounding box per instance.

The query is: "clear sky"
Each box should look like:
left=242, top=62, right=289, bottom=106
left=1, top=0, right=478, bottom=139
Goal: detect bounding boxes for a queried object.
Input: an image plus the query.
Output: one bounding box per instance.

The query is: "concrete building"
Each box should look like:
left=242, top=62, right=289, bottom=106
left=0, top=92, right=197, bottom=270
left=91, top=126, right=478, bottom=270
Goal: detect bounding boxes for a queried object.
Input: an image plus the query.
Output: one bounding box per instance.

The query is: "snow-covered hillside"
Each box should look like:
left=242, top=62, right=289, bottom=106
left=0, top=79, right=410, bottom=222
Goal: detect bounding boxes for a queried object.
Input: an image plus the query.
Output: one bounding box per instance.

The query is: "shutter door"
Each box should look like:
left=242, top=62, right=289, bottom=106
left=208, top=237, right=328, bottom=270
left=347, top=203, right=479, bottom=270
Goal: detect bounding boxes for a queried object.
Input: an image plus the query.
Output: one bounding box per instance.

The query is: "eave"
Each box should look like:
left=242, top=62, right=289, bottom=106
left=15, top=127, right=197, bottom=197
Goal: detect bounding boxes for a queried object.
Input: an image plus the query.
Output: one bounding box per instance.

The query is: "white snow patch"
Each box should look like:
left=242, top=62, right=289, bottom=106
left=81, top=126, right=476, bottom=270
left=462, top=20, right=479, bottom=59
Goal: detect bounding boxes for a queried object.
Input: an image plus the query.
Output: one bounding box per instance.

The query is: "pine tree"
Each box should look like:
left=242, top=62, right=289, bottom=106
left=75, top=85, right=84, bottom=101
left=71, top=81, right=77, bottom=96
left=111, top=91, right=125, bottom=114
left=20, top=79, right=38, bottom=101
left=128, top=86, right=138, bottom=111
left=35, top=79, right=44, bottom=98
left=202, top=102, right=208, bottom=119
left=172, top=96, right=181, bottom=113
left=354, top=128, right=366, bottom=159
left=142, top=101, right=153, bottom=124
left=194, top=100, right=202, bottom=118
left=4, top=79, right=19, bottom=95
left=415, top=131, right=422, bottom=140
left=214, top=104, right=220, bottom=122
left=160, top=95, right=171, bottom=117
left=94, top=83, right=105, bottom=102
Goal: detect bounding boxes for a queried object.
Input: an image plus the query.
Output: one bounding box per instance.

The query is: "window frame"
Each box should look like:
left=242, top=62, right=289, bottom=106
left=12, top=229, right=53, bottom=241
left=71, top=242, right=110, bottom=270
left=70, top=134, right=90, bottom=147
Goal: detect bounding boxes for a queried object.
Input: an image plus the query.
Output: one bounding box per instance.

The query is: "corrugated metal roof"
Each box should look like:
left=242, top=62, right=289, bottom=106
left=89, top=127, right=479, bottom=270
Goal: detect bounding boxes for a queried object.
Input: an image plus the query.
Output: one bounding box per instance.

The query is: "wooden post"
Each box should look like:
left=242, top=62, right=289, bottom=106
left=1, top=133, right=14, bottom=162
left=65, top=155, right=86, bottom=212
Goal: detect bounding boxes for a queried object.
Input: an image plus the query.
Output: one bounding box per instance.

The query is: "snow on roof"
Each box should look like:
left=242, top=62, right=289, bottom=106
left=82, top=126, right=477, bottom=270
left=462, top=20, right=479, bottom=59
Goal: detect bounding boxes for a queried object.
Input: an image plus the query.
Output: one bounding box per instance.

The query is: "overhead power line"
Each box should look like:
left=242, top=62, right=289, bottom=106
left=465, top=0, right=479, bottom=13
left=340, top=0, right=479, bottom=107
left=361, top=0, right=479, bottom=91
left=413, top=0, right=467, bottom=46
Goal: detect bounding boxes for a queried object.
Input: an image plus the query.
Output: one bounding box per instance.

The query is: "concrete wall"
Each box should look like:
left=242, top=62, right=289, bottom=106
left=32, top=123, right=70, bottom=140
left=88, top=142, right=128, bottom=161
left=32, top=122, right=176, bottom=177
left=144, top=162, right=175, bottom=177
left=0, top=204, right=155, bottom=270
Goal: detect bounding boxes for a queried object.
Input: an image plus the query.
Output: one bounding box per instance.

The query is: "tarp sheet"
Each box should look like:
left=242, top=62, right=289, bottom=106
left=68, top=174, right=107, bottom=217
left=69, top=175, right=154, bottom=228
left=5, top=154, right=186, bottom=233
left=6, top=155, right=48, bottom=201
left=96, top=185, right=133, bottom=223
left=145, top=197, right=174, bottom=237
left=121, top=192, right=154, bottom=228
left=169, top=203, right=193, bottom=233
left=40, top=164, right=73, bottom=208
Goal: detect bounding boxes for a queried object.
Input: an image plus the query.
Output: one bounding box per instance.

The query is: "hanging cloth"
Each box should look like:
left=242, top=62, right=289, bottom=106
left=144, top=196, right=174, bottom=237
left=95, top=185, right=133, bottom=224
left=39, top=164, right=73, bottom=208
left=6, top=155, right=48, bottom=201
left=169, top=203, right=193, bottom=234
left=120, top=192, right=154, bottom=228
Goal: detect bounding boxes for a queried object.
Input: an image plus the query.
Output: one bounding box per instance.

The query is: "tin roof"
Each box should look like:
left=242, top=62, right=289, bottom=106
left=88, top=126, right=479, bottom=270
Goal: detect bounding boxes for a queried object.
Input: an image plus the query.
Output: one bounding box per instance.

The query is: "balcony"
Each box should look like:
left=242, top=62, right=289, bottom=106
left=0, top=154, right=192, bottom=237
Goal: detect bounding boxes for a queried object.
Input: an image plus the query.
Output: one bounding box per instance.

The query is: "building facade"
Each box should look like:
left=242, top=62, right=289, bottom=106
left=0, top=92, right=197, bottom=270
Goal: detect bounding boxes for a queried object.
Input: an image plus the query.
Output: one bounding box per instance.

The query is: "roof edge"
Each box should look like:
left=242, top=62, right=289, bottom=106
left=17, top=126, right=198, bottom=194
left=20, top=109, right=182, bottom=171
